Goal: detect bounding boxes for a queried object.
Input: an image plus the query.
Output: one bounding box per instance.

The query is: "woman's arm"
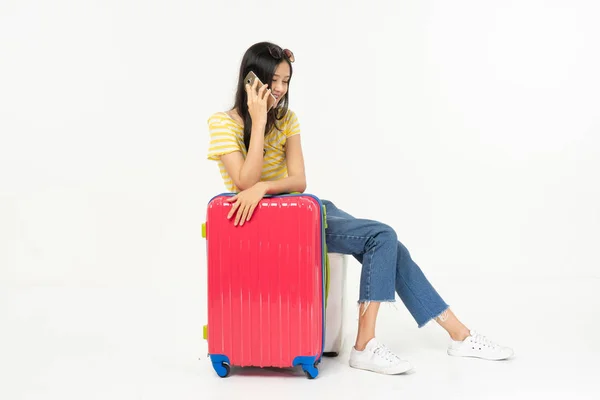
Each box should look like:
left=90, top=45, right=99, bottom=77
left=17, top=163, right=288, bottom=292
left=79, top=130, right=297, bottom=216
left=220, top=82, right=272, bottom=191
left=262, top=134, right=306, bottom=194
left=224, top=134, right=307, bottom=226
left=220, top=133, right=306, bottom=194
left=219, top=122, right=266, bottom=191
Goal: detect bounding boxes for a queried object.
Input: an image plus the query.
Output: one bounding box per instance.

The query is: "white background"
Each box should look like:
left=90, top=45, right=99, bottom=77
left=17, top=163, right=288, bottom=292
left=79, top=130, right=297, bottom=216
left=1, top=0, right=599, bottom=399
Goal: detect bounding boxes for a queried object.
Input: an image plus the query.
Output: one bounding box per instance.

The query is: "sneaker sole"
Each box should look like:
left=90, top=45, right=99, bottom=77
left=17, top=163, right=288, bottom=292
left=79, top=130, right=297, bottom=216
left=349, top=361, right=414, bottom=375
left=447, top=348, right=514, bottom=361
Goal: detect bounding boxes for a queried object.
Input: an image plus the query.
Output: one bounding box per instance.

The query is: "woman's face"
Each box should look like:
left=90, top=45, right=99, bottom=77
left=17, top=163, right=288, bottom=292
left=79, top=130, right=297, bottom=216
left=270, top=61, right=291, bottom=107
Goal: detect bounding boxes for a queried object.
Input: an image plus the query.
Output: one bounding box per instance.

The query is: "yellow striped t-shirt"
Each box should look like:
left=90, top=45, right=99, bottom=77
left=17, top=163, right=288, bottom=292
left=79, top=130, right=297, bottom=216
left=207, top=110, right=301, bottom=192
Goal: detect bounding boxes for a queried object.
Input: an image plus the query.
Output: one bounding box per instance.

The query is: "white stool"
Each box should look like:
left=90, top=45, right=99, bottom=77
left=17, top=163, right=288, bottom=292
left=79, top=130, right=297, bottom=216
left=324, top=252, right=347, bottom=356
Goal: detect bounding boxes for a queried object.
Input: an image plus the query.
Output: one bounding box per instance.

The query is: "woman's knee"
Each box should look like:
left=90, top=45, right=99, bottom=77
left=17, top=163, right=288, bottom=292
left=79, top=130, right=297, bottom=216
left=373, top=222, right=398, bottom=244
left=397, top=240, right=412, bottom=261
left=364, top=223, right=397, bottom=253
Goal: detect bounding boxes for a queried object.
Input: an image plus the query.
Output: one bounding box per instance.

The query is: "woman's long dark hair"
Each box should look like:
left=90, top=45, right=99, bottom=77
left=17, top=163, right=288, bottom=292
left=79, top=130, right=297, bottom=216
left=232, top=42, right=294, bottom=152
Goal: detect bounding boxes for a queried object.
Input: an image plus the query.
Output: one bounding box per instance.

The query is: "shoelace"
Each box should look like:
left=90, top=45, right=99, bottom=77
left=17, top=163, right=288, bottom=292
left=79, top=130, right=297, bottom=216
left=470, top=331, right=499, bottom=349
left=373, top=344, right=402, bottom=362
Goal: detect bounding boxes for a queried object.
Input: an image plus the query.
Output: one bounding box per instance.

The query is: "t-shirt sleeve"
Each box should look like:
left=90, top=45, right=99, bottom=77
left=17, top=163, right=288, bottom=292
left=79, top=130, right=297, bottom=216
left=207, top=115, right=242, bottom=161
left=284, top=110, right=301, bottom=138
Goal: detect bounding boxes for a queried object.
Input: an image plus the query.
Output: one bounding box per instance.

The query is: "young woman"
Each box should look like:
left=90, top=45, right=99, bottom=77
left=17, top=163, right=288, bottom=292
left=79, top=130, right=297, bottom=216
left=207, top=42, right=514, bottom=375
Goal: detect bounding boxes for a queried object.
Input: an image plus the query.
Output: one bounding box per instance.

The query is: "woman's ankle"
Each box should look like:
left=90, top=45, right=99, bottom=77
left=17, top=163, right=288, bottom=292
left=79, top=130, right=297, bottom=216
left=354, top=336, right=374, bottom=351
left=449, top=329, right=471, bottom=341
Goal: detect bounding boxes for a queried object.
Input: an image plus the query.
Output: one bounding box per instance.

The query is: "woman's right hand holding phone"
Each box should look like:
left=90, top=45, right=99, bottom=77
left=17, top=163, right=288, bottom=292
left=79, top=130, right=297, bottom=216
left=246, top=79, right=271, bottom=126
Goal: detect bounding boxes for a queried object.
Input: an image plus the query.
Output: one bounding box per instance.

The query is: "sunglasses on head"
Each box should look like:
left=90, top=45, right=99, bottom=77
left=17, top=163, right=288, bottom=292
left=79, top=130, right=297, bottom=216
left=268, top=46, right=295, bottom=63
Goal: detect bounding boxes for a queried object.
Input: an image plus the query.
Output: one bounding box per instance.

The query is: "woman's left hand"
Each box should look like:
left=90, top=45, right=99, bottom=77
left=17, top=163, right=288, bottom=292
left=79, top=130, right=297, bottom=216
left=226, top=182, right=268, bottom=226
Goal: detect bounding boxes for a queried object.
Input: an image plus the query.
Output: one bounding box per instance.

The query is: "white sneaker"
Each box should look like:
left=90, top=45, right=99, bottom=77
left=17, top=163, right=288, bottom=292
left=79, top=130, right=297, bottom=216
left=447, top=330, right=514, bottom=360
left=349, top=338, right=413, bottom=375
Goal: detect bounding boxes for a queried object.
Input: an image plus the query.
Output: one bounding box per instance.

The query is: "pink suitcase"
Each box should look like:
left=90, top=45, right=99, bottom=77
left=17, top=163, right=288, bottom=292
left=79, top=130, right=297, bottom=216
left=203, top=193, right=326, bottom=379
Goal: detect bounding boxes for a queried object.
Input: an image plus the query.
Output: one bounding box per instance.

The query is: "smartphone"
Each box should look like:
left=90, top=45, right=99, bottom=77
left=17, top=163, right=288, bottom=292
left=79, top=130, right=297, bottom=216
left=244, top=71, right=277, bottom=111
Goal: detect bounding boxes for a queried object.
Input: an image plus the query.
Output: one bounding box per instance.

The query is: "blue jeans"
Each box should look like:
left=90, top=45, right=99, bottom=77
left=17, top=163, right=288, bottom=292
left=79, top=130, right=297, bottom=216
left=322, top=199, right=449, bottom=328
